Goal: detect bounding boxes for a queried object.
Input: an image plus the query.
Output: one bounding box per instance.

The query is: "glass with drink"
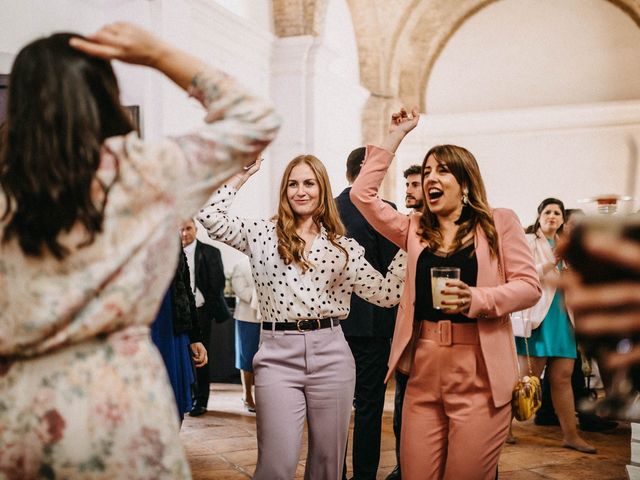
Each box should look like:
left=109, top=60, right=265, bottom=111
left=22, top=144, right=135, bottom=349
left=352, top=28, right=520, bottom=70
left=431, top=267, right=460, bottom=310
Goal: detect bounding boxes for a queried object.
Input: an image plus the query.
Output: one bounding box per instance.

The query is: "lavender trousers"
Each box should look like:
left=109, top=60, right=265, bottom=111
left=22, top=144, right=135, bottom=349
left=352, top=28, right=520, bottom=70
left=252, top=322, right=355, bottom=480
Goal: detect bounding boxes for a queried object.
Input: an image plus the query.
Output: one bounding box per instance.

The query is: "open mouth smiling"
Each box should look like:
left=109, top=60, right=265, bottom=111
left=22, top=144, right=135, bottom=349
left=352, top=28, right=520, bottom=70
left=428, top=188, right=443, bottom=201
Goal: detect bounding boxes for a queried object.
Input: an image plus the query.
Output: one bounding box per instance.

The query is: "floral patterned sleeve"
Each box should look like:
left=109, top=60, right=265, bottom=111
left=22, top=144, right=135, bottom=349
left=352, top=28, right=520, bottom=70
left=103, top=69, right=280, bottom=221
left=197, top=184, right=253, bottom=256
left=349, top=239, right=406, bottom=307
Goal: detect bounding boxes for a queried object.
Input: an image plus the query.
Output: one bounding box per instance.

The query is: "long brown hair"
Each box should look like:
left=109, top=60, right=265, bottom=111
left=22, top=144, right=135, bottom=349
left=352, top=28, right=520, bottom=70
left=275, top=155, right=347, bottom=272
left=418, top=145, right=499, bottom=257
left=0, top=33, right=133, bottom=259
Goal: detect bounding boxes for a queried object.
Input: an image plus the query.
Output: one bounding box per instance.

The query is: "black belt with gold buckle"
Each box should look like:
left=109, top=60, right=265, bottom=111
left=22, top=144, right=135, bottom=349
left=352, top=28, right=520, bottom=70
left=262, top=318, right=340, bottom=332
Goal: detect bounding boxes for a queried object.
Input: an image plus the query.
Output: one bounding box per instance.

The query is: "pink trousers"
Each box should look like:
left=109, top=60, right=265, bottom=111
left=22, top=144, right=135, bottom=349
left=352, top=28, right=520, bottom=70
left=252, top=323, right=355, bottom=480
left=400, top=321, right=511, bottom=480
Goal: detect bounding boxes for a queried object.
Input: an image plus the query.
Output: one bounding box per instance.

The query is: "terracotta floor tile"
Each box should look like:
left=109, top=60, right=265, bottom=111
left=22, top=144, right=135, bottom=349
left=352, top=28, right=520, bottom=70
left=531, top=459, right=627, bottom=480
left=187, top=454, right=236, bottom=471
left=182, top=383, right=632, bottom=479
left=191, top=468, right=251, bottom=480
left=221, top=449, right=258, bottom=467
left=184, top=443, right=217, bottom=457
left=499, top=470, right=548, bottom=480
left=200, top=435, right=258, bottom=454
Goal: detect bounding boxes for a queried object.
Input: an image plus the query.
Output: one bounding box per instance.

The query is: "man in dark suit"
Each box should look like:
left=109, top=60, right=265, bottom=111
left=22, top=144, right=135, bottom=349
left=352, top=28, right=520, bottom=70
left=335, top=147, right=399, bottom=480
left=180, top=219, right=230, bottom=417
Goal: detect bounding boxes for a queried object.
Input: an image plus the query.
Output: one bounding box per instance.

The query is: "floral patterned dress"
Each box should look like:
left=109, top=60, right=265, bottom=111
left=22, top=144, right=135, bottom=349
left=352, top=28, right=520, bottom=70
left=0, top=70, right=279, bottom=480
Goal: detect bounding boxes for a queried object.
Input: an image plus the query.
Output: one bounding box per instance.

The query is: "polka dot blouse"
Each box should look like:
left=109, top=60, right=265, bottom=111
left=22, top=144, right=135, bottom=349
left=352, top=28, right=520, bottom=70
left=198, top=185, right=406, bottom=323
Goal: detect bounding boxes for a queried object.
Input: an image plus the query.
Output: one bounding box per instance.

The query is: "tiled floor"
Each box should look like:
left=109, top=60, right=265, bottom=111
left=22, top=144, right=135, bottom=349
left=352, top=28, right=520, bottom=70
left=181, top=382, right=631, bottom=479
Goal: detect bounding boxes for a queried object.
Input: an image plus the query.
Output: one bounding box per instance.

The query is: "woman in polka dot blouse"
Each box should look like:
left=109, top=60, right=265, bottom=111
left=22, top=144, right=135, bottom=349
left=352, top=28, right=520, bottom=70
left=197, top=155, right=405, bottom=480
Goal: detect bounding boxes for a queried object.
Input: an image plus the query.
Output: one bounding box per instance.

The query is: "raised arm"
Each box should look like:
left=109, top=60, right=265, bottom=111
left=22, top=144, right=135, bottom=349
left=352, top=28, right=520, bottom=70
left=73, top=23, right=280, bottom=219
left=350, top=108, right=419, bottom=250
left=197, top=158, right=265, bottom=255
left=70, top=22, right=206, bottom=89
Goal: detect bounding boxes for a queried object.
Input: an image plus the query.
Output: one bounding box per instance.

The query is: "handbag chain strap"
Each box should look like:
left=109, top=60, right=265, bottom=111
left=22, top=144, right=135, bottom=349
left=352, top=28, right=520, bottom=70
left=521, top=318, right=534, bottom=377
left=498, top=250, right=534, bottom=380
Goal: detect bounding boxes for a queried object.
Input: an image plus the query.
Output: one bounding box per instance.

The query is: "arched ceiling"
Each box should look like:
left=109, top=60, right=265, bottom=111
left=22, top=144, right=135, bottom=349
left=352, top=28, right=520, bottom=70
left=271, top=0, right=640, bottom=195
left=273, top=0, right=640, bottom=112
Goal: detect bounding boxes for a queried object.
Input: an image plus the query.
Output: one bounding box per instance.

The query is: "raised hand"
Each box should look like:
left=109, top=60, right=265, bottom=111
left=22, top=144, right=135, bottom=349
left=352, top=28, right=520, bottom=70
left=389, top=107, right=420, bottom=135
left=69, top=23, right=204, bottom=90
left=69, top=22, right=167, bottom=66
left=382, top=106, right=420, bottom=153
left=229, top=156, right=263, bottom=190
left=243, top=156, right=263, bottom=176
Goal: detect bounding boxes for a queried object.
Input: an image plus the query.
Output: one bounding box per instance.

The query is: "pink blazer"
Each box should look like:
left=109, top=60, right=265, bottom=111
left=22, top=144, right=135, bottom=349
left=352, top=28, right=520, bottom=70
left=350, top=145, right=542, bottom=407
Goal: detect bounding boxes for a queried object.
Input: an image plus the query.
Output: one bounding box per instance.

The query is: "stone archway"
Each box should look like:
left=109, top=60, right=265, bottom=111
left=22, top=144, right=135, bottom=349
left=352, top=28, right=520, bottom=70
left=272, top=0, right=640, bottom=136
left=271, top=0, right=640, bottom=197
left=393, top=0, right=640, bottom=114
left=342, top=0, right=640, bottom=144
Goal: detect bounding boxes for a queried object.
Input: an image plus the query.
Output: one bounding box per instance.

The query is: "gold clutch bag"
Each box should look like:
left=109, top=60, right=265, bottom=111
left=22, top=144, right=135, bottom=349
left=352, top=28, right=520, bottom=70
left=512, top=374, right=542, bottom=421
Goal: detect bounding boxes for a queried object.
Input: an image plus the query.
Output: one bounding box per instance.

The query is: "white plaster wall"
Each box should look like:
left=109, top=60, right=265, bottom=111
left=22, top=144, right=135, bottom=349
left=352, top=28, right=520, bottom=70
left=395, top=102, right=640, bottom=223
left=311, top=0, right=368, bottom=194
left=407, top=0, right=640, bottom=225
left=427, top=0, right=640, bottom=113
left=0, top=0, right=115, bottom=71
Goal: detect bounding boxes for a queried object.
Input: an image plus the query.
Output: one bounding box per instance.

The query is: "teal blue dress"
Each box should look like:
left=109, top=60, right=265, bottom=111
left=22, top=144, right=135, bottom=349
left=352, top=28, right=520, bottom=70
left=515, top=239, right=576, bottom=359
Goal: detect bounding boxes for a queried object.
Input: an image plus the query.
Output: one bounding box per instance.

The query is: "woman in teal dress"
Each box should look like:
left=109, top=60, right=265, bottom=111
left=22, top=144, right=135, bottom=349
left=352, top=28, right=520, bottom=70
left=514, top=198, right=595, bottom=453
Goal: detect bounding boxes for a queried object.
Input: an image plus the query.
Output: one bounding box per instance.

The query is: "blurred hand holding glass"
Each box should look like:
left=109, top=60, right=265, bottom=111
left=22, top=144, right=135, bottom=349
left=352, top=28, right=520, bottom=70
left=560, top=213, right=640, bottom=420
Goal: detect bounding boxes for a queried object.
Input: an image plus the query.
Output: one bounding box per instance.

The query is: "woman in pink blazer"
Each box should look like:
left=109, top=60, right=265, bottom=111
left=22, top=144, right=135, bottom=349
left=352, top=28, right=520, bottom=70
left=350, top=108, right=541, bottom=480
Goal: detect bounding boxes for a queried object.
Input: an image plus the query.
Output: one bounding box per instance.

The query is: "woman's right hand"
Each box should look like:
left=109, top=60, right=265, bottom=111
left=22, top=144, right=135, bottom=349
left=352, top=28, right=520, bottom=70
left=69, top=23, right=168, bottom=67
left=230, top=156, right=263, bottom=189
left=382, top=107, right=420, bottom=153
left=389, top=107, right=420, bottom=135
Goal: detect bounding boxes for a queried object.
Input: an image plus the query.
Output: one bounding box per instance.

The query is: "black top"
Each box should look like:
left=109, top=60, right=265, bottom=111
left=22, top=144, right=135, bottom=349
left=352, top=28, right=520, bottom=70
left=414, top=240, right=478, bottom=323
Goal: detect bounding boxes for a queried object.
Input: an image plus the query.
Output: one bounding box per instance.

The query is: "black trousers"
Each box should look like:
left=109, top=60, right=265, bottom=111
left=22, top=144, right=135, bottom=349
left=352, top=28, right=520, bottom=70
left=342, top=336, right=391, bottom=480
left=193, top=307, right=212, bottom=407
left=392, top=370, right=409, bottom=467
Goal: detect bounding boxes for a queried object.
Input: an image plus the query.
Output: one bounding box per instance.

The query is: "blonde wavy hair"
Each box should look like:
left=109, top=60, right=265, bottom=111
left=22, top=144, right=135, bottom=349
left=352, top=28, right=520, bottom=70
left=275, top=155, right=347, bottom=272
left=418, top=145, right=499, bottom=257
